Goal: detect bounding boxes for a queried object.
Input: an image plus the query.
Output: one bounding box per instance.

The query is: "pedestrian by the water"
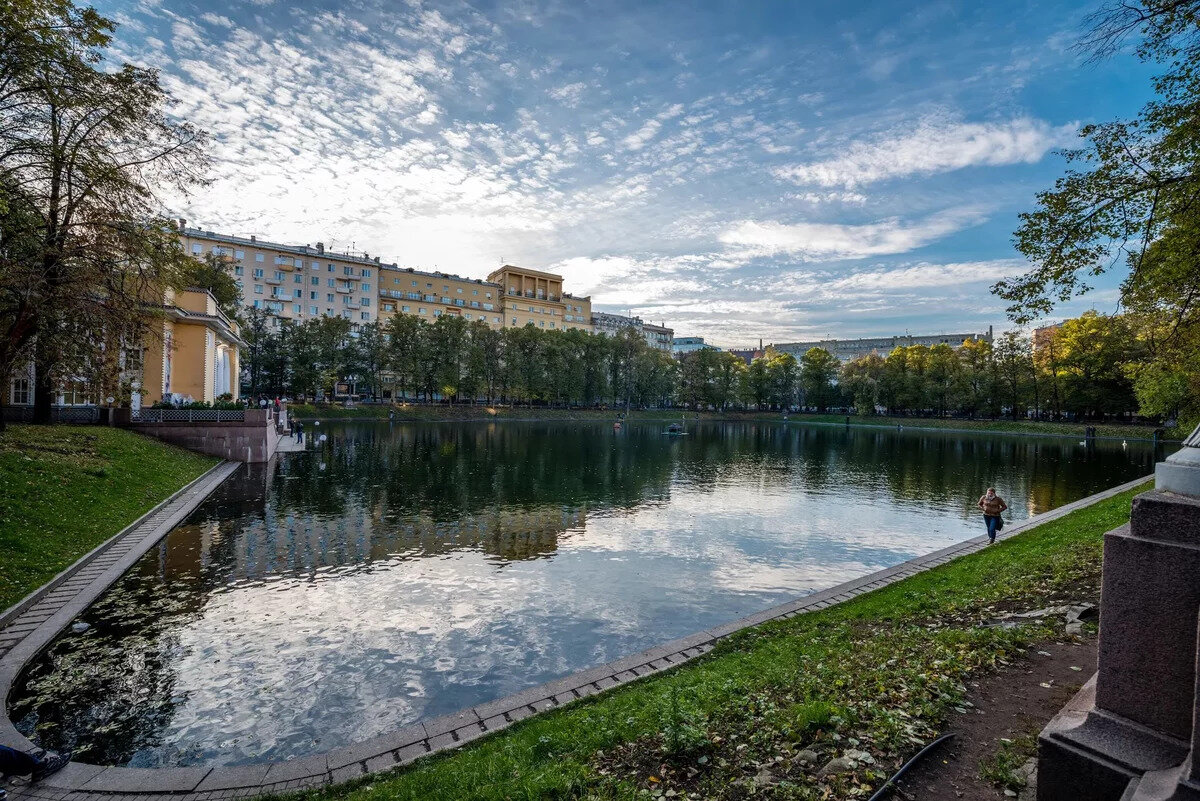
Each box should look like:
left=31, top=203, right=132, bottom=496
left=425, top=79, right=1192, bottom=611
left=978, top=487, right=1008, bottom=543
left=0, top=744, right=69, bottom=796
left=296, top=420, right=304, bottom=444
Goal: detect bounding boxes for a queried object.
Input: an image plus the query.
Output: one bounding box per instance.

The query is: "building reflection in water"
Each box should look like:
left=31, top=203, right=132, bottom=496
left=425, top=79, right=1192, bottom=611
left=10, top=422, right=1165, bottom=769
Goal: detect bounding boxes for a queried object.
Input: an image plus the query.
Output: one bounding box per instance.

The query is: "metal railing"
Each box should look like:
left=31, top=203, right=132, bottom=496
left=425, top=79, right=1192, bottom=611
left=133, top=408, right=246, bottom=423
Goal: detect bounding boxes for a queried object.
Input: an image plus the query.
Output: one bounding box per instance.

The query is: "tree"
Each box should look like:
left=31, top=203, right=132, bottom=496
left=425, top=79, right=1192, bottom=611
left=385, top=313, right=425, bottom=401
left=993, top=331, right=1034, bottom=421
left=1052, top=311, right=1141, bottom=418
left=958, top=338, right=995, bottom=418
left=926, top=343, right=963, bottom=417
left=350, top=321, right=388, bottom=401
left=799, top=347, right=839, bottom=412
left=0, top=0, right=208, bottom=424
left=995, top=1, right=1200, bottom=428
left=838, top=353, right=882, bottom=414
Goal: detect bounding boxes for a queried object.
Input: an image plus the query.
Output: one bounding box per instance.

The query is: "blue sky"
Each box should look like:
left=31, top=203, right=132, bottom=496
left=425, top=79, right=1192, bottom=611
left=102, top=0, right=1157, bottom=346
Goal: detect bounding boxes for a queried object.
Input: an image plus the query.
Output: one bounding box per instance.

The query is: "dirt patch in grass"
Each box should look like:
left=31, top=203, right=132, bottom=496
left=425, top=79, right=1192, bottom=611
left=896, top=634, right=1097, bottom=801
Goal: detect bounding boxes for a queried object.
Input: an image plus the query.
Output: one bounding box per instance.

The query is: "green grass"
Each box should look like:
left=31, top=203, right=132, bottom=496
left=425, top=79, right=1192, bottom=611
left=314, top=482, right=1145, bottom=801
left=980, top=731, right=1038, bottom=793
left=288, top=403, right=1171, bottom=440
left=0, top=425, right=217, bottom=611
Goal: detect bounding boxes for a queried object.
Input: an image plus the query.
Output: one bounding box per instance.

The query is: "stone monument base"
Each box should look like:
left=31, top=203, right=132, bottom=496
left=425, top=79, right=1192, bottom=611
left=1039, top=676, right=1189, bottom=801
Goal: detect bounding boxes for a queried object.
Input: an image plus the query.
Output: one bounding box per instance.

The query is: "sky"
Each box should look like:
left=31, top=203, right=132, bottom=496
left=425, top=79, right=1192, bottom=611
left=100, top=0, right=1159, bottom=347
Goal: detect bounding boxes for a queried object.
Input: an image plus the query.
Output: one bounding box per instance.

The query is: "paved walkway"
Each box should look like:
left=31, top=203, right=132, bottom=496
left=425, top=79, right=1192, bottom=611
left=0, top=473, right=1150, bottom=801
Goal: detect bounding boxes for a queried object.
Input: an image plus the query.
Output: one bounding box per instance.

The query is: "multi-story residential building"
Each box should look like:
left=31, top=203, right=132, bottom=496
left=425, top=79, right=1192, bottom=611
left=591, top=311, right=674, bottom=350
left=642, top=322, right=674, bottom=352
left=377, top=267, right=506, bottom=328
left=673, top=336, right=721, bottom=355
left=774, top=327, right=994, bottom=362
left=488, top=265, right=593, bottom=332
left=179, top=226, right=380, bottom=329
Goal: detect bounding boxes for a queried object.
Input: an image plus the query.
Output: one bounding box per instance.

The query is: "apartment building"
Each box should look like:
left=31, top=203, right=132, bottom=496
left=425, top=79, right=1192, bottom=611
left=377, top=266, right=505, bottom=328
left=487, top=265, right=593, bottom=332
left=775, top=327, right=994, bottom=362
left=673, top=336, right=721, bottom=355
left=592, top=311, right=674, bottom=351
left=179, top=226, right=379, bottom=328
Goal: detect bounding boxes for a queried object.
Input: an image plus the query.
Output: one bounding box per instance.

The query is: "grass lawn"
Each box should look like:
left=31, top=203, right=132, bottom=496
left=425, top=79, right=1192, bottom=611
left=0, top=425, right=217, bottom=611
left=320, top=482, right=1145, bottom=801
left=288, top=403, right=1171, bottom=441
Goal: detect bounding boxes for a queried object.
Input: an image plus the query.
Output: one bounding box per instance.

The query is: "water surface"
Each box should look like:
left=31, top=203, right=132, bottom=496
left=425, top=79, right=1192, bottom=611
left=11, top=421, right=1161, bottom=766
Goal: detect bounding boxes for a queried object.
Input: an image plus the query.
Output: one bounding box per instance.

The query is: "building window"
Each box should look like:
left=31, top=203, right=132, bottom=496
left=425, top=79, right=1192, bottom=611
left=254, top=268, right=264, bottom=278
left=327, top=293, right=334, bottom=302
left=362, top=283, right=370, bottom=292
left=486, top=292, right=492, bottom=298
left=254, top=285, right=263, bottom=294
left=362, top=268, right=371, bottom=277
left=294, top=274, right=302, bottom=284
left=549, top=322, right=555, bottom=328
left=512, top=317, right=518, bottom=324
left=426, top=283, right=432, bottom=289
left=191, top=243, right=201, bottom=254
left=253, top=299, right=263, bottom=308
left=310, top=305, right=318, bottom=314
left=434, top=310, right=442, bottom=317
left=359, top=297, right=368, bottom=306
left=274, top=271, right=284, bottom=281
left=402, top=305, right=410, bottom=312
left=328, top=264, right=334, bottom=272
left=419, top=307, right=427, bottom=314
left=311, top=277, right=319, bottom=285
left=294, top=289, right=302, bottom=298
left=235, top=249, right=244, bottom=259
left=327, top=278, right=335, bottom=287
left=234, top=265, right=243, bottom=275
left=361, top=312, right=370, bottom=320
left=10, top=377, right=30, bottom=405
left=344, top=266, right=354, bottom=276
left=294, top=304, right=302, bottom=314
left=255, top=254, right=264, bottom=262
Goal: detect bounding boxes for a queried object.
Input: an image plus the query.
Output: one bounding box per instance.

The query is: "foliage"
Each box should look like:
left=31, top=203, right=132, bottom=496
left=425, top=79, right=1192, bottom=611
left=0, top=0, right=209, bottom=426
left=799, top=347, right=839, bottom=412
left=0, top=424, right=215, bottom=609
left=995, top=0, right=1200, bottom=431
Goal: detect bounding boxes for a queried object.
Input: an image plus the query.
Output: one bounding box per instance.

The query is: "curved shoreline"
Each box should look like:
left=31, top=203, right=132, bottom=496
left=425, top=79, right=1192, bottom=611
left=0, top=471, right=1150, bottom=800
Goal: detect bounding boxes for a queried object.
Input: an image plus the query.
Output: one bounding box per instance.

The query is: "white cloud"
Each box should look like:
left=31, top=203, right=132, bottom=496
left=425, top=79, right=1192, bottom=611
left=775, top=115, right=1077, bottom=188
left=548, top=82, right=587, bottom=107
left=718, top=208, right=986, bottom=261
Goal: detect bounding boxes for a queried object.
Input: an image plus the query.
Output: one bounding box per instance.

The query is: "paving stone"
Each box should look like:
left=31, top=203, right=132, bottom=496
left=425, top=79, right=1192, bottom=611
left=394, top=742, right=430, bottom=765
left=81, top=766, right=212, bottom=793
left=261, top=753, right=329, bottom=785
left=481, top=714, right=509, bottom=731
left=505, top=705, right=536, bottom=722
left=530, top=697, right=557, bottom=712
left=194, top=764, right=271, bottom=791
left=552, top=691, right=578, bottom=706
left=422, top=708, right=479, bottom=738
left=326, top=723, right=426, bottom=769
left=426, top=732, right=456, bottom=752
left=364, top=752, right=399, bottom=775
left=37, top=761, right=107, bottom=790
left=329, top=763, right=366, bottom=785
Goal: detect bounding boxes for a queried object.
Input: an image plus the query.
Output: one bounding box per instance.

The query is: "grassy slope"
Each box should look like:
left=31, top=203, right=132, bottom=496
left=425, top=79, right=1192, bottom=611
left=289, top=403, right=1170, bottom=440
left=323, top=483, right=1144, bottom=801
left=0, top=425, right=216, bottom=611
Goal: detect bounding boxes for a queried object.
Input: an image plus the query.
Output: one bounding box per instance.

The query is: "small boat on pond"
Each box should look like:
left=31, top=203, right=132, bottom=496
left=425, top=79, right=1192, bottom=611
left=665, top=422, right=687, bottom=435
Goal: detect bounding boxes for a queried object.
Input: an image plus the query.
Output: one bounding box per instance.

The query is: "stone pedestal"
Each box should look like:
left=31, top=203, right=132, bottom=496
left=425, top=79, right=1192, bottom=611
left=1039, top=429, right=1200, bottom=800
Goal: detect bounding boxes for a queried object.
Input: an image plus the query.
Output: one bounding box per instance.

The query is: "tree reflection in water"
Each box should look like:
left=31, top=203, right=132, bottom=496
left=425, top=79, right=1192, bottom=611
left=10, top=422, right=1162, bottom=767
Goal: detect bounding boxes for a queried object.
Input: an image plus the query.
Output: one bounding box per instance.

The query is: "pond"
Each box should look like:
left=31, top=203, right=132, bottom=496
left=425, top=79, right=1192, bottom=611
left=10, top=420, right=1163, bottom=767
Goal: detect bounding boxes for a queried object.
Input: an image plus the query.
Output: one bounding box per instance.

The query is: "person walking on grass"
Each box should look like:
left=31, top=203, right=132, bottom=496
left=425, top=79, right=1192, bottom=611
left=0, top=744, right=69, bottom=799
left=978, top=487, right=1008, bottom=544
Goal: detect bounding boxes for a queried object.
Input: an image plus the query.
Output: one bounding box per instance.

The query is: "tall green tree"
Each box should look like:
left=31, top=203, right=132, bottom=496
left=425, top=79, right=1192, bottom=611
left=0, top=0, right=209, bottom=424
left=995, top=0, right=1200, bottom=428
left=799, top=347, right=839, bottom=412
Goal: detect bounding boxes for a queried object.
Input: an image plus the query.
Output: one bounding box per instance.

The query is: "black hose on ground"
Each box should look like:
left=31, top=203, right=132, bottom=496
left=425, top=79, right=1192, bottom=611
left=866, top=732, right=958, bottom=801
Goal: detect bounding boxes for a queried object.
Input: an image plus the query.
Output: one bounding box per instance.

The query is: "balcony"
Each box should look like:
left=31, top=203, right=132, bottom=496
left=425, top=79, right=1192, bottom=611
left=265, top=275, right=282, bottom=285
left=336, top=284, right=354, bottom=294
